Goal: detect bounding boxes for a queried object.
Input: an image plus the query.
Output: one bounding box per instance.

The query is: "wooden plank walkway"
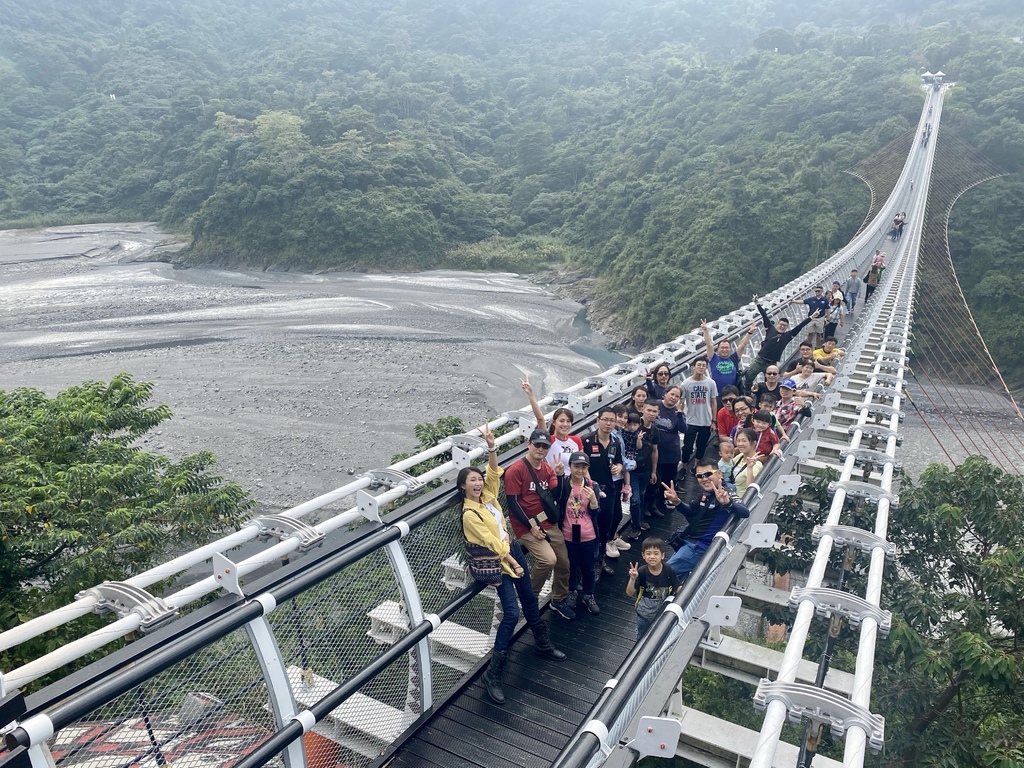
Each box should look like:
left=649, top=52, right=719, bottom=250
left=377, top=479, right=691, bottom=768
left=378, top=307, right=864, bottom=768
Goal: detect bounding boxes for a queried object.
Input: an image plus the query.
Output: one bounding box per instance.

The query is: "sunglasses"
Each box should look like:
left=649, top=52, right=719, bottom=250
left=722, top=398, right=736, bottom=404
left=695, top=471, right=715, bottom=479
left=766, top=372, right=779, bottom=376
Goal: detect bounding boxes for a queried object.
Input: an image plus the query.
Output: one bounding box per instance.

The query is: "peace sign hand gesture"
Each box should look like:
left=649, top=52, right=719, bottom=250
left=481, top=423, right=496, bottom=450
left=662, top=480, right=680, bottom=506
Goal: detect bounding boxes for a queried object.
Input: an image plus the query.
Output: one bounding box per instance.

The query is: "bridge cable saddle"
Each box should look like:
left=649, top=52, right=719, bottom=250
left=76, top=582, right=178, bottom=632
left=839, top=448, right=902, bottom=472
left=548, top=392, right=587, bottom=415
left=876, top=360, right=905, bottom=374
left=362, top=468, right=426, bottom=494
left=827, top=480, right=898, bottom=509
left=585, top=376, right=623, bottom=394
left=500, top=411, right=537, bottom=437
left=788, top=586, right=892, bottom=636
left=861, top=386, right=898, bottom=402
left=849, top=423, right=903, bottom=446
left=252, top=514, right=325, bottom=551
left=811, top=524, right=895, bottom=560
left=753, top=680, right=885, bottom=753
left=869, top=372, right=903, bottom=387
left=863, top=404, right=905, bottom=423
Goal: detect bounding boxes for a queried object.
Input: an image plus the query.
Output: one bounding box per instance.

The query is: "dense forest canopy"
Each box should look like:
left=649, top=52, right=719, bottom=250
left=0, top=0, right=1021, bottom=354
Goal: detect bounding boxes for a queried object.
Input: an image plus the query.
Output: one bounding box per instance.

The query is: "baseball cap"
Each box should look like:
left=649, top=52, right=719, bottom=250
left=568, top=451, right=590, bottom=465
left=780, top=378, right=797, bottom=389
left=528, top=428, right=552, bottom=446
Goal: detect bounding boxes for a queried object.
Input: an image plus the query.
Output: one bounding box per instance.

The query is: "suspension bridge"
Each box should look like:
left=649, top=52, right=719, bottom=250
left=1, top=76, right=1018, bottom=768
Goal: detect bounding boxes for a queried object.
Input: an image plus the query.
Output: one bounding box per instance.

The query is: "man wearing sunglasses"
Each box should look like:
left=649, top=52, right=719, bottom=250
left=660, top=462, right=750, bottom=580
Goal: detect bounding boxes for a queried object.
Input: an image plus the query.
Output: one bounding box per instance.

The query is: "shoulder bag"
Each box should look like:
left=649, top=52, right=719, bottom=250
left=463, top=508, right=504, bottom=585
left=635, top=588, right=664, bottom=622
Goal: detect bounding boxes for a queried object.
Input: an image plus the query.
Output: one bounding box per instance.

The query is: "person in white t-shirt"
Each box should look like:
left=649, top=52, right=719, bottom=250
left=522, top=377, right=582, bottom=475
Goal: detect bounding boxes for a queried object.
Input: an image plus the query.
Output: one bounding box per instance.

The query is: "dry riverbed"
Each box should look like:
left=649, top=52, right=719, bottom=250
left=0, top=223, right=617, bottom=510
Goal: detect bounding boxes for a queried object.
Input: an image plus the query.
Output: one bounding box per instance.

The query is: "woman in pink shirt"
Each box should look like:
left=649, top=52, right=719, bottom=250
left=556, top=451, right=602, bottom=616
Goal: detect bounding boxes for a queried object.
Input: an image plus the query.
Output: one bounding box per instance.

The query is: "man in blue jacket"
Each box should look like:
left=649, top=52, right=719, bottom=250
left=661, top=461, right=750, bottom=579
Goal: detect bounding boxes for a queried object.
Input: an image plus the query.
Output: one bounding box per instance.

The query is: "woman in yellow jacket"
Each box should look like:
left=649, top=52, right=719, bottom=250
left=460, top=423, right=567, bottom=705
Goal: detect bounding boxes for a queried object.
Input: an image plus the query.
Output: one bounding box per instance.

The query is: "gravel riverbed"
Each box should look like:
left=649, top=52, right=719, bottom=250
left=0, top=223, right=617, bottom=510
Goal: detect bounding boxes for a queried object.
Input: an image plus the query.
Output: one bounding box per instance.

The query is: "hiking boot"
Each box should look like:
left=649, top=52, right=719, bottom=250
left=550, top=599, right=576, bottom=620
left=531, top=622, right=567, bottom=661
left=484, top=650, right=508, bottom=705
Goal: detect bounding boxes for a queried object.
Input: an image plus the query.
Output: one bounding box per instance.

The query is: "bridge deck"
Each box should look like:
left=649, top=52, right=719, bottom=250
left=378, top=492, right=685, bottom=768
left=379, top=307, right=868, bottom=768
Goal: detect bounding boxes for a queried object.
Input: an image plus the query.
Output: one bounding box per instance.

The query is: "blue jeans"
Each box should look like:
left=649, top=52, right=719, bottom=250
left=564, top=538, right=599, bottom=597
left=667, top=539, right=708, bottom=579
left=493, top=540, right=542, bottom=653
left=629, top=469, right=651, bottom=530
left=636, top=614, right=652, bottom=641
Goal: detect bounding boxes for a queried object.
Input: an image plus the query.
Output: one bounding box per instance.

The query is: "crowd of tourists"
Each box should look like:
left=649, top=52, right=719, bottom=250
left=459, top=287, right=859, bottom=705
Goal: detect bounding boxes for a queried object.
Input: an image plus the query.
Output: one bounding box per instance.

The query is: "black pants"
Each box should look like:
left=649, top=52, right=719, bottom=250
left=682, top=425, right=711, bottom=465
left=653, top=460, right=679, bottom=511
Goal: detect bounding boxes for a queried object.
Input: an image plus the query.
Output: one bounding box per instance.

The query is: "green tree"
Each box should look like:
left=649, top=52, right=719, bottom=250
left=872, top=457, right=1024, bottom=767
left=0, top=374, right=251, bottom=676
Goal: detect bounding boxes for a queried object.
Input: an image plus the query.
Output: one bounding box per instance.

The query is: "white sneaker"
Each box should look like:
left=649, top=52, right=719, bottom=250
left=613, top=538, right=631, bottom=551
left=605, top=541, right=621, bottom=559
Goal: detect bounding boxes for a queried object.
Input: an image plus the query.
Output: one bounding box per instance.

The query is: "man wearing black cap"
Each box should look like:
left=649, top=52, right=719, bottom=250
left=504, top=429, right=575, bottom=619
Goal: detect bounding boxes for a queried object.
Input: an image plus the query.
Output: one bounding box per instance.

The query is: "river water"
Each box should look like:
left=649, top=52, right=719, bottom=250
left=0, top=223, right=621, bottom=509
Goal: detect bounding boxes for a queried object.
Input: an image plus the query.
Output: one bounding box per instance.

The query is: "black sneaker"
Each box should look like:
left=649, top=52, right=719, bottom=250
left=602, top=562, right=615, bottom=577
left=640, top=521, right=651, bottom=530
left=566, top=590, right=579, bottom=610
left=648, top=508, right=666, bottom=519
left=627, top=529, right=642, bottom=541
left=582, top=595, right=601, bottom=615
left=550, top=599, right=576, bottom=620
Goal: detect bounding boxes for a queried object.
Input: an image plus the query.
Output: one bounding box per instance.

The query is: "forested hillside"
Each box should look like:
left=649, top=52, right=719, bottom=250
left=1, top=0, right=1021, bottom=351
